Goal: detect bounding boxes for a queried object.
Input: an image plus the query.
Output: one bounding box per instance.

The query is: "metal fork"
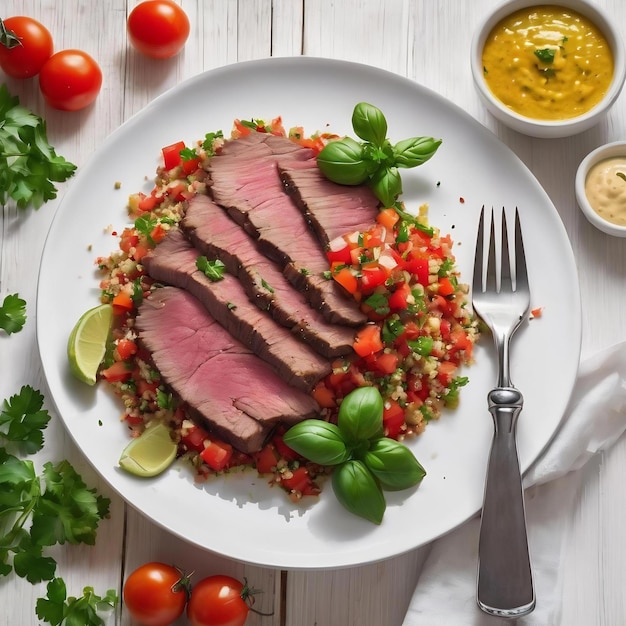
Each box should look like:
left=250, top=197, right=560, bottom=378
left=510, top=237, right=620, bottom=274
left=472, top=207, right=535, bottom=618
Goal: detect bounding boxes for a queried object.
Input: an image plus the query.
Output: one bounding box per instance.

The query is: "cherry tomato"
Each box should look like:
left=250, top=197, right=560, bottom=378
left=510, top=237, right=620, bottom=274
left=39, top=49, right=102, bottom=111
left=127, top=0, right=190, bottom=59
left=123, top=562, right=188, bottom=626
left=187, top=575, right=255, bottom=626
left=0, top=16, right=53, bottom=78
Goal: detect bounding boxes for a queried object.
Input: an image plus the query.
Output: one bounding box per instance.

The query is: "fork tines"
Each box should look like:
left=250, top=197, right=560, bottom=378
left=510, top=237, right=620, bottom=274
left=473, top=206, right=527, bottom=294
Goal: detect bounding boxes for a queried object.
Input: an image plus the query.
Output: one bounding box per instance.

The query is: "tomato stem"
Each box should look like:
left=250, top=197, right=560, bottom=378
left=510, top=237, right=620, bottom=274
left=241, top=578, right=275, bottom=616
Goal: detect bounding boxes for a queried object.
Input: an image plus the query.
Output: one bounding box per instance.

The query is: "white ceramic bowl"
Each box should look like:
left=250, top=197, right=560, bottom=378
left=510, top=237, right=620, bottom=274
left=471, top=0, right=626, bottom=138
left=576, top=141, right=626, bottom=237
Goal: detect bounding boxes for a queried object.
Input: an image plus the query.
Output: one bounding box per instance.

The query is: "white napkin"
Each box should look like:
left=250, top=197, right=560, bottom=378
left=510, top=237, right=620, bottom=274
left=403, top=341, right=626, bottom=626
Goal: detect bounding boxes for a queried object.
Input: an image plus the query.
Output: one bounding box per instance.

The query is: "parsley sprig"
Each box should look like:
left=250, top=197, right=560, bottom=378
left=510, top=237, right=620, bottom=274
left=36, top=578, right=117, bottom=626
left=0, top=385, right=116, bottom=626
left=0, top=293, right=27, bottom=335
left=0, top=385, right=51, bottom=453
left=0, top=84, right=76, bottom=210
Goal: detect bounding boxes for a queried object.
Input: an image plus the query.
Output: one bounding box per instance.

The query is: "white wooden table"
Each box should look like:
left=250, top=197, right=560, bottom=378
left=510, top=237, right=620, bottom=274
left=2, top=1, right=626, bottom=624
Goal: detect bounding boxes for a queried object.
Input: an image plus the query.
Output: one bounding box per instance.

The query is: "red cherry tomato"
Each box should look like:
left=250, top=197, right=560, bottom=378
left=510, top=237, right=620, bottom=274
left=123, top=562, right=188, bottom=626
left=39, top=49, right=102, bottom=111
left=127, top=0, right=190, bottom=59
left=0, top=16, right=53, bottom=78
left=187, top=575, right=255, bottom=626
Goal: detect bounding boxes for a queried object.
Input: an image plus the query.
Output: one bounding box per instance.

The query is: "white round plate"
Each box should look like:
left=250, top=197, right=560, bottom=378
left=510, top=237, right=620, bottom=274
left=37, top=57, right=581, bottom=570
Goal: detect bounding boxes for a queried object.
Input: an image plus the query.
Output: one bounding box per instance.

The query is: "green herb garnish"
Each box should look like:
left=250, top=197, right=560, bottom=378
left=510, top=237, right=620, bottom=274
left=36, top=578, right=117, bottom=626
left=0, top=293, right=26, bottom=335
left=316, top=102, right=441, bottom=209
left=534, top=47, right=556, bottom=64
left=283, top=387, right=426, bottom=524
left=0, top=85, right=76, bottom=210
left=196, top=256, right=226, bottom=281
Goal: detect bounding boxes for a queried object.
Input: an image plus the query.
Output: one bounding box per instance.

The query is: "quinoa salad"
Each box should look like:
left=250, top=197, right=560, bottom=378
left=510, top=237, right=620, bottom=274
left=94, top=116, right=479, bottom=500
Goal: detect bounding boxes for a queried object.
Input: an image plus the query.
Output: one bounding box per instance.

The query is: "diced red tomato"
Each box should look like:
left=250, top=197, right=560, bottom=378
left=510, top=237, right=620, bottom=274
left=374, top=351, right=399, bottom=375
left=165, top=181, right=187, bottom=202
left=200, top=438, right=233, bottom=471
left=353, top=324, right=383, bottom=357
left=312, top=382, right=336, bottom=409
left=137, top=190, right=162, bottom=212
left=360, top=264, right=388, bottom=292
left=119, top=228, right=139, bottom=253
left=388, top=282, right=412, bottom=311
left=181, top=425, right=210, bottom=453
left=437, top=360, right=457, bottom=386
left=271, top=432, right=301, bottom=462
left=326, top=245, right=353, bottom=265
left=377, top=207, right=400, bottom=230
left=132, top=243, right=150, bottom=261
left=333, top=267, right=358, bottom=295
left=136, top=377, right=159, bottom=396
left=383, top=400, right=405, bottom=439
left=404, top=253, right=429, bottom=286
left=281, top=466, right=318, bottom=496
left=112, top=291, right=134, bottom=315
left=254, top=444, right=279, bottom=474
left=150, top=223, right=167, bottom=244
left=182, top=156, right=200, bottom=175
left=438, top=276, right=455, bottom=296
left=232, top=119, right=251, bottom=137
left=116, top=339, right=137, bottom=361
left=101, top=361, right=132, bottom=383
left=162, top=140, right=185, bottom=170
left=449, top=328, right=473, bottom=358
left=269, top=116, right=286, bottom=136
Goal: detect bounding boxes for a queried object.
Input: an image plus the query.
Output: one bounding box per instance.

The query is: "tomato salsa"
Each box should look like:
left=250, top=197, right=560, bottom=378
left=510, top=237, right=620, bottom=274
left=95, top=117, right=478, bottom=501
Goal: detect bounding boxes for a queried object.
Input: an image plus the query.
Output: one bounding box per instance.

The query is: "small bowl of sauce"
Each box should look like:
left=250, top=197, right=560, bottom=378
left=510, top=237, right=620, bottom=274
left=471, top=0, right=626, bottom=137
left=576, top=141, right=626, bottom=237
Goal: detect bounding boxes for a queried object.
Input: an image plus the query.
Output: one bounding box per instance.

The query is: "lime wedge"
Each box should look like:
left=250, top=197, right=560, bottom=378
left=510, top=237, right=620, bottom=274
left=119, top=422, right=178, bottom=477
left=67, top=304, right=114, bottom=385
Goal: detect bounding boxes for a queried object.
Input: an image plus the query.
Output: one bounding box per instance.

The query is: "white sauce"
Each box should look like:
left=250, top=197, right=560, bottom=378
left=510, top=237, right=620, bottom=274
left=585, top=157, right=626, bottom=226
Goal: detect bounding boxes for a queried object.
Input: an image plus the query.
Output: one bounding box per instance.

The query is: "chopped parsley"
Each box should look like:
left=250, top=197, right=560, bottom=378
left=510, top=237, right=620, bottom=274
left=534, top=47, right=556, bottom=64
left=261, top=279, right=275, bottom=293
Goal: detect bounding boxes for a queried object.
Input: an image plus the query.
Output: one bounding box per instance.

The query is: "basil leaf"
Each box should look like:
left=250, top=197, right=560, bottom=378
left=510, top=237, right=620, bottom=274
left=316, top=137, right=374, bottom=185
left=369, top=166, right=402, bottom=208
left=351, top=102, right=388, bottom=147
left=332, top=459, right=386, bottom=524
left=337, top=387, right=384, bottom=444
left=282, top=420, right=349, bottom=466
left=363, top=438, right=426, bottom=491
left=392, top=136, right=442, bottom=169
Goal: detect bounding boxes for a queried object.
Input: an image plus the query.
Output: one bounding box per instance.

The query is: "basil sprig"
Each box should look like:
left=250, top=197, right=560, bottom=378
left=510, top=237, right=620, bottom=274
left=283, top=387, right=426, bottom=524
left=317, top=102, right=442, bottom=208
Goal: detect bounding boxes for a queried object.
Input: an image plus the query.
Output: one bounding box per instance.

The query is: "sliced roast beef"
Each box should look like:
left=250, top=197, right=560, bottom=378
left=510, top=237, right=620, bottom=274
left=182, top=195, right=356, bottom=356
left=135, top=286, right=319, bottom=453
left=142, top=228, right=331, bottom=392
left=279, top=159, right=380, bottom=247
left=207, top=134, right=367, bottom=326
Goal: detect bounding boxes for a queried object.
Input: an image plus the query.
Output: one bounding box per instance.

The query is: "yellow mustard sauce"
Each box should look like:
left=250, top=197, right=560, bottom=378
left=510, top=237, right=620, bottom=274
left=482, top=5, right=613, bottom=120
left=585, top=156, right=626, bottom=226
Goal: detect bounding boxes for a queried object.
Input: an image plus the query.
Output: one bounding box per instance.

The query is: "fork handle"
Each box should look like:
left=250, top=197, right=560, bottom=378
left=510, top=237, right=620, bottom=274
left=477, top=387, right=535, bottom=618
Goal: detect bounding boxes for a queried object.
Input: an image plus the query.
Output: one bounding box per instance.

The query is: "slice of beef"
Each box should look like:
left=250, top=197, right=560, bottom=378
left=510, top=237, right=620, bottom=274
left=207, top=134, right=367, bottom=326
left=279, top=158, right=380, bottom=247
left=135, top=286, right=319, bottom=453
left=142, top=228, right=331, bottom=392
left=182, top=195, right=356, bottom=357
